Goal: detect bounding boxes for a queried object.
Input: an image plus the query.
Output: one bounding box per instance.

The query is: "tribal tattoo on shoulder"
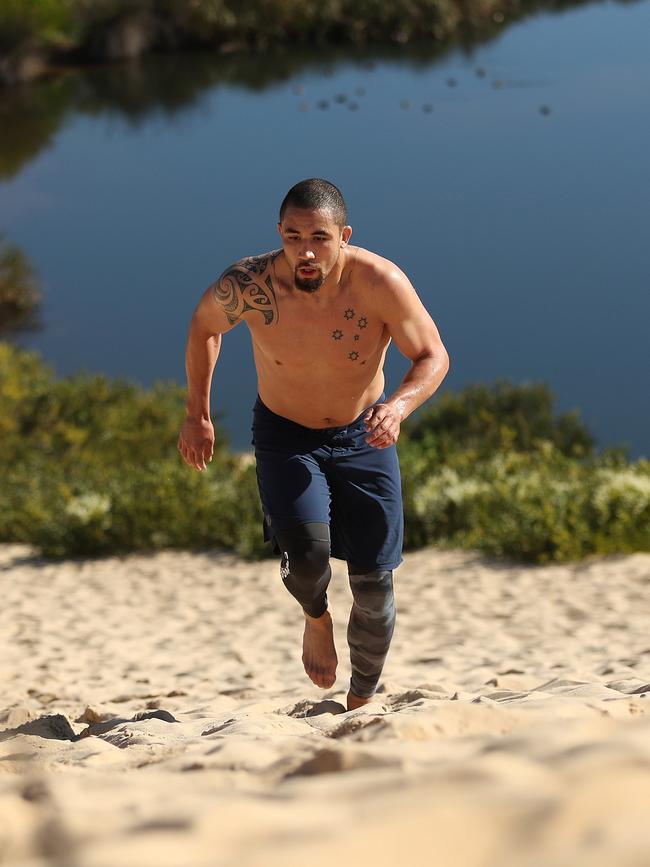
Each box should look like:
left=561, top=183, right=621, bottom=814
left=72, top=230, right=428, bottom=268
left=213, top=251, right=281, bottom=326
left=239, top=250, right=281, bottom=276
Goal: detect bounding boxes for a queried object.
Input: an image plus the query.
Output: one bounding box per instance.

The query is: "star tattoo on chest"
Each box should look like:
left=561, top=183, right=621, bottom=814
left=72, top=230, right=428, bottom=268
left=334, top=308, right=369, bottom=360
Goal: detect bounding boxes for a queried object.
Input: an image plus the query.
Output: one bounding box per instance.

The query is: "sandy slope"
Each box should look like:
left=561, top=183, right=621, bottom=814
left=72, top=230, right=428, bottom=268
left=1, top=544, right=650, bottom=867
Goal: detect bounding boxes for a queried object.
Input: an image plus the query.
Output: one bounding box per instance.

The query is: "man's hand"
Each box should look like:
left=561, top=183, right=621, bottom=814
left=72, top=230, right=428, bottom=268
left=363, top=402, right=403, bottom=449
left=177, top=417, right=215, bottom=470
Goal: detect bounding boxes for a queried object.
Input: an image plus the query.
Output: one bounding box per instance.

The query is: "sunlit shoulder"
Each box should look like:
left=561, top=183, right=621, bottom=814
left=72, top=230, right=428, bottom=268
left=211, top=250, right=282, bottom=328
left=350, top=247, right=416, bottom=303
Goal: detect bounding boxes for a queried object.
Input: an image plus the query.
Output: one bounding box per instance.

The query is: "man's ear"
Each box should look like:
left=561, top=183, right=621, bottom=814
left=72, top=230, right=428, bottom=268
left=277, top=222, right=283, bottom=237
left=341, top=225, right=353, bottom=246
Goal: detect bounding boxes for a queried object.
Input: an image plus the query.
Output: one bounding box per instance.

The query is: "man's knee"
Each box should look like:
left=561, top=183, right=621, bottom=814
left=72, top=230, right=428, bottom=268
left=348, top=569, right=395, bottom=619
left=276, top=522, right=330, bottom=585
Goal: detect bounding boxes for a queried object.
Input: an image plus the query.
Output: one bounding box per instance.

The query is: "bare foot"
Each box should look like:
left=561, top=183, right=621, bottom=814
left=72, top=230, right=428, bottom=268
left=302, top=610, right=338, bottom=688
left=347, top=690, right=373, bottom=711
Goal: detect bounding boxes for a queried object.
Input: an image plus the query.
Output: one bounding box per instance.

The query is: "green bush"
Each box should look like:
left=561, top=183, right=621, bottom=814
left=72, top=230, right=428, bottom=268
left=402, top=444, right=650, bottom=562
left=1, top=456, right=266, bottom=559
left=1, top=342, right=648, bottom=562
left=402, top=379, right=595, bottom=462
left=0, top=343, right=266, bottom=559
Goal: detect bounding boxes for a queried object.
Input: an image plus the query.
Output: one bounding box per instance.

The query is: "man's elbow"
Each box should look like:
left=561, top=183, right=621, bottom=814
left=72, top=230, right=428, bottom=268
left=419, top=344, right=450, bottom=376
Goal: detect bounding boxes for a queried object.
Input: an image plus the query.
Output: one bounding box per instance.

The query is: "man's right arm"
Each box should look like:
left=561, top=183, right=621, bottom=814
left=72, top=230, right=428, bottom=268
left=177, top=276, right=239, bottom=471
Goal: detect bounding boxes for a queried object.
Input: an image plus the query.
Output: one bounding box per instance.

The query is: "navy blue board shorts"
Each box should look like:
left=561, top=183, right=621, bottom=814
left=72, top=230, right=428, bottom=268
left=251, top=394, right=404, bottom=573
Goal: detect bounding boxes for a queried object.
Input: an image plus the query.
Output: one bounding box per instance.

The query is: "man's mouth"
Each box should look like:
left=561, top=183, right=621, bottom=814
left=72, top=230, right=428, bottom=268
left=294, top=263, right=324, bottom=293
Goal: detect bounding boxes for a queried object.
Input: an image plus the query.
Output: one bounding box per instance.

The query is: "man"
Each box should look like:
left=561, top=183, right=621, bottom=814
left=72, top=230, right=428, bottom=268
left=178, top=178, right=449, bottom=712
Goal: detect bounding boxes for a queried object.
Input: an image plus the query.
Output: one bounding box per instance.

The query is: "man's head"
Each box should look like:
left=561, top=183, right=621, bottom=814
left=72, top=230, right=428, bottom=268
left=278, top=179, right=352, bottom=293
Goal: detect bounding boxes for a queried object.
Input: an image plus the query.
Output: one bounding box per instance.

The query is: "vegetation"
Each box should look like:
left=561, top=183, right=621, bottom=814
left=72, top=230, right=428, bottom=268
left=0, top=0, right=640, bottom=84
left=0, top=343, right=264, bottom=559
left=0, top=0, right=77, bottom=54
left=1, top=343, right=648, bottom=562
left=399, top=383, right=650, bottom=560
left=0, top=235, right=42, bottom=335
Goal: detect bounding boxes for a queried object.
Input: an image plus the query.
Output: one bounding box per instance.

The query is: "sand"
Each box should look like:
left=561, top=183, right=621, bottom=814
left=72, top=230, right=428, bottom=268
left=1, top=543, right=650, bottom=867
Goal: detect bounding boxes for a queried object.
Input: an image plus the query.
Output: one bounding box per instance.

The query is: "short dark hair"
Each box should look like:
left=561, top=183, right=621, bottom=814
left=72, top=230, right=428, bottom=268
left=279, top=178, right=348, bottom=228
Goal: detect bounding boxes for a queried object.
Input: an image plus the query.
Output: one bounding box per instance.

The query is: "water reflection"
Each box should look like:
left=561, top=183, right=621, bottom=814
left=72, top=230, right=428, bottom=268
left=0, top=77, right=76, bottom=181
left=0, top=236, right=42, bottom=336
left=1, top=0, right=648, bottom=456
left=0, top=0, right=640, bottom=178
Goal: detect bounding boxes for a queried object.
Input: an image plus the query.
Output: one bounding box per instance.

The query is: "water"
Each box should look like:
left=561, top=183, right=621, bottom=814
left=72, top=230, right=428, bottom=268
left=1, top=0, right=649, bottom=455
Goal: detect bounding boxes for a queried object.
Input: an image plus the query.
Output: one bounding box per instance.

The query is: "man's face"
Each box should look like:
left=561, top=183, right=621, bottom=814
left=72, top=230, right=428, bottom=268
left=278, top=206, right=352, bottom=293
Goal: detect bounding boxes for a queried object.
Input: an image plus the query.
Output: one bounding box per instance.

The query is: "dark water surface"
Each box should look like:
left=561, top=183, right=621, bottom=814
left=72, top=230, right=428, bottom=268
left=1, top=0, right=649, bottom=455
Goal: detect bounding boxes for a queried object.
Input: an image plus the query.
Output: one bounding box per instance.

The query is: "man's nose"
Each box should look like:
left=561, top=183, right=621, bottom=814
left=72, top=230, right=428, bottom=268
left=299, top=248, right=315, bottom=260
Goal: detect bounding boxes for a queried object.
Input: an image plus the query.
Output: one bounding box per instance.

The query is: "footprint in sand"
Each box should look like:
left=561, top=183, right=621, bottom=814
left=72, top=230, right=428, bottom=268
left=286, top=746, right=401, bottom=777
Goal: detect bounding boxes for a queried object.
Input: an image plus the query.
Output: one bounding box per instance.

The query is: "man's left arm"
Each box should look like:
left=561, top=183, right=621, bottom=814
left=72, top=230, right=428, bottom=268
left=364, top=266, right=450, bottom=448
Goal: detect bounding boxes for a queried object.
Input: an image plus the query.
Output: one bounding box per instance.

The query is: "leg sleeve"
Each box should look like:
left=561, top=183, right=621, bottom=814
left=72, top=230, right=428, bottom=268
left=275, top=523, right=332, bottom=619
left=347, top=569, right=396, bottom=698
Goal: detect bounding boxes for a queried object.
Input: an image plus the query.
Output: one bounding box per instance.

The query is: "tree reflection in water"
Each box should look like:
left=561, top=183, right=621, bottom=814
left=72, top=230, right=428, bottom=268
left=0, top=0, right=639, bottom=178
left=0, top=236, right=42, bottom=337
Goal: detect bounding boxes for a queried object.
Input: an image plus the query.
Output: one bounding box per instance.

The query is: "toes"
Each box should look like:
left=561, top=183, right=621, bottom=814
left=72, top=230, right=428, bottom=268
left=305, top=667, right=336, bottom=688
left=304, top=663, right=324, bottom=687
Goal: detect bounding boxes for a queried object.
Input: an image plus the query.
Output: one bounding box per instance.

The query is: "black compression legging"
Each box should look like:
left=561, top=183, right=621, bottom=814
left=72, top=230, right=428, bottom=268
left=275, top=522, right=396, bottom=698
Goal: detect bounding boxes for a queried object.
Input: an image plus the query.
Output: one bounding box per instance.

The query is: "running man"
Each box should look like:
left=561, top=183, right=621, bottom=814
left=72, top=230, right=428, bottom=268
left=178, top=179, right=450, bottom=711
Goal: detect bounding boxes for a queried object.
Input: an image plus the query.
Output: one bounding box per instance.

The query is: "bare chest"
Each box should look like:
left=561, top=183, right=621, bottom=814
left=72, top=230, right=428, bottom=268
left=250, top=297, right=385, bottom=370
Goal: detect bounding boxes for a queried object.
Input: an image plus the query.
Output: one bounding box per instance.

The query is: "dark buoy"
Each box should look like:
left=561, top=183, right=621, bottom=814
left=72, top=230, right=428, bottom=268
left=348, top=101, right=359, bottom=111
left=334, top=93, right=348, bottom=104
left=400, top=98, right=411, bottom=110
left=317, top=99, right=330, bottom=110
left=446, top=77, right=458, bottom=88
left=422, top=103, right=433, bottom=113
left=539, top=105, right=552, bottom=116
left=476, top=67, right=487, bottom=78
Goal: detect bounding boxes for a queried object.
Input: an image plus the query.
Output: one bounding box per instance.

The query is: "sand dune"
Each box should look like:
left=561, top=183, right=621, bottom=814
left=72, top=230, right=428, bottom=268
left=1, top=544, right=650, bottom=866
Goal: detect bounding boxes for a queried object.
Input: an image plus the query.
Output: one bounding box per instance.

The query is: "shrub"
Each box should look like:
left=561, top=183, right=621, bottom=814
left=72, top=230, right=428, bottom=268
left=1, top=343, right=648, bottom=562
left=402, top=379, right=595, bottom=463
left=403, top=446, right=650, bottom=562
left=6, top=456, right=267, bottom=559
left=0, top=342, right=266, bottom=558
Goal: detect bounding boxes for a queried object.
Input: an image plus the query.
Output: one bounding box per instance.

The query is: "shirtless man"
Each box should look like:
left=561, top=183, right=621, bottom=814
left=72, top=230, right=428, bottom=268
left=178, top=179, right=449, bottom=712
